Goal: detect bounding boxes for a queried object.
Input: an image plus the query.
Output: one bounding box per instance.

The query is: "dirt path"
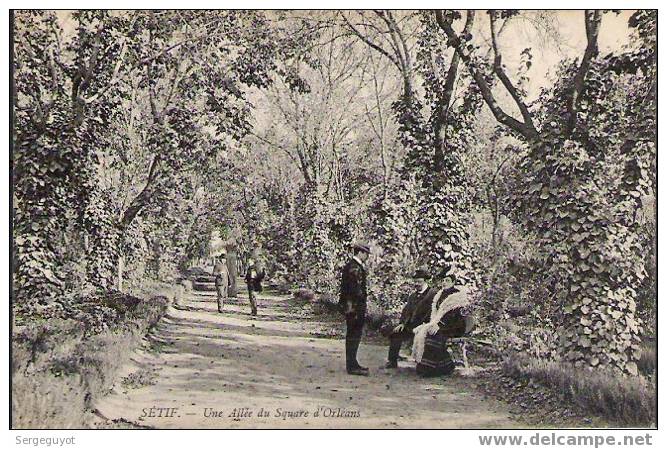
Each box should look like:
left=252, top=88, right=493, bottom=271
left=95, top=284, right=521, bottom=429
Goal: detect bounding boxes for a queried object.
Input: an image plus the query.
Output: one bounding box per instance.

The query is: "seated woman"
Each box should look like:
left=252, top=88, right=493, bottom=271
left=411, top=271, right=474, bottom=377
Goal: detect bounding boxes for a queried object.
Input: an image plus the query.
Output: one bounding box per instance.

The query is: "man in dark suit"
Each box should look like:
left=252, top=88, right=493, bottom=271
left=385, top=268, right=438, bottom=368
left=339, top=242, right=371, bottom=376
left=244, top=256, right=265, bottom=317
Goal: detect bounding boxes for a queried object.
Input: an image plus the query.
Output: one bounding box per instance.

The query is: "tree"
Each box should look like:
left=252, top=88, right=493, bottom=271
left=245, top=20, right=393, bottom=291
left=13, top=10, right=317, bottom=302
left=436, top=9, right=655, bottom=374
left=341, top=11, right=478, bottom=286
left=13, top=11, right=131, bottom=303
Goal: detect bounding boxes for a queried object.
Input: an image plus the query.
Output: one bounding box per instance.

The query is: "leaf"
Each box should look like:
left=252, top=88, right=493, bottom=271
left=573, top=233, right=589, bottom=243
left=626, top=361, right=638, bottom=376
left=528, top=183, right=541, bottom=194
left=540, top=188, right=550, bottom=200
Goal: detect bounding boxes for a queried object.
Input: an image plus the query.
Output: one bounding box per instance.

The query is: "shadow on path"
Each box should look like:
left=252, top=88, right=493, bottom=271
left=95, top=282, right=519, bottom=429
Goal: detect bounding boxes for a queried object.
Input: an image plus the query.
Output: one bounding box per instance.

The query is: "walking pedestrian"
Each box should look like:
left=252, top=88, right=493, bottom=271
left=245, top=254, right=265, bottom=316
left=212, top=254, right=231, bottom=313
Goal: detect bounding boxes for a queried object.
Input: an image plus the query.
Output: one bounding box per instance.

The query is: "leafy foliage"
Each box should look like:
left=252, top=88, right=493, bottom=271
left=507, top=14, right=656, bottom=373
left=13, top=10, right=314, bottom=309
left=370, top=176, right=420, bottom=311
left=14, top=11, right=127, bottom=304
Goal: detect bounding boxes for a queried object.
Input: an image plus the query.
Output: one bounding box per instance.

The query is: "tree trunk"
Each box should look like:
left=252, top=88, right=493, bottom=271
left=117, top=255, right=124, bottom=292
left=226, top=245, right=238, bottom=297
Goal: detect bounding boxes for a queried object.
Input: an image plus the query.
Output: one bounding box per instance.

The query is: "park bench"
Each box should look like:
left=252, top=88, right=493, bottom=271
left=448, top=337, right=496, bottom=369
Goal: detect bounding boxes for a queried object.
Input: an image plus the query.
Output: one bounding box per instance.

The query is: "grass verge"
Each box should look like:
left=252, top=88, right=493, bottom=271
left=11, top=283, right=176, bottom=429
left=502, top=354, right=656, bottom=427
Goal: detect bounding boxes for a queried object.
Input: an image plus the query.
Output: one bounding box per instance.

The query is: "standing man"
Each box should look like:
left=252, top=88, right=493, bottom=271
left=385, top=267, right=437, bottom=368
left=339, top=242, right=371, bottom=376
left=212, top=253, right=231, bottom=313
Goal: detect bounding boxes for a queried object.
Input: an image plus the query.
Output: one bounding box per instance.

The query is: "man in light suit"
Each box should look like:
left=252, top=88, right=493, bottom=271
left=212, top=253, right=231, bottom=313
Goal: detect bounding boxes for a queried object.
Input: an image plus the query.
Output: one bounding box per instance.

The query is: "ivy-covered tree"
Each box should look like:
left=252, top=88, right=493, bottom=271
left=341, top=11, right=488, bottom=289
left=13, top=10, right=318, bottom=305
left=437, top=9, right=655, bottom=374
left=13, top=11, right=131, bottom=304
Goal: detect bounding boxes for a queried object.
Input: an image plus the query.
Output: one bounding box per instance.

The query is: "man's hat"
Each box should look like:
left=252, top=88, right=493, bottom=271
left=412, top=267, right=430, bottom=279
left=438, top=264, right=454, bottom=279
left=352, top=241, right=371, bottom=254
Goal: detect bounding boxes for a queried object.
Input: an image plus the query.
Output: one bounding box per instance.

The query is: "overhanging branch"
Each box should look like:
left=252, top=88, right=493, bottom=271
left=435, top=10, right=539, bottom=141
left=566, top=10, right=602, bottom=134
left=340, top=13, right=401, bottom=72
left=489, top=10, right=535, bottom=130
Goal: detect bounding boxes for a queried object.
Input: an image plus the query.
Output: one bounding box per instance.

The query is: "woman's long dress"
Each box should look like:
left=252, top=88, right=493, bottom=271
left=415, top=307, right=472, bottom=377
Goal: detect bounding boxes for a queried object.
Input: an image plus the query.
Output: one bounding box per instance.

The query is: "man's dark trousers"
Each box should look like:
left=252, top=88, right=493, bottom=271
left=345, top=305, right=366, bottom=370
left=387, top=328, right=413, bottom=365
left=386, top=287, right=437, bottom=365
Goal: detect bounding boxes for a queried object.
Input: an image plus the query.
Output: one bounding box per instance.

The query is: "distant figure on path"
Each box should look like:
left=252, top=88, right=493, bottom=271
left=245, top=253, right=265, bottom=316
left=212, top=254, right=231, bottom=313
left=384, top=267, right=437, bottom=369
left=412, top=268, right=474, bottom=377
left=338, top=241, right=371, bottom=376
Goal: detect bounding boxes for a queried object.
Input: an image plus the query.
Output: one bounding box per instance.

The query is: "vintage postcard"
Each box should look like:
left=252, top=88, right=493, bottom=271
left=10, top=7, right=656, bottom=433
